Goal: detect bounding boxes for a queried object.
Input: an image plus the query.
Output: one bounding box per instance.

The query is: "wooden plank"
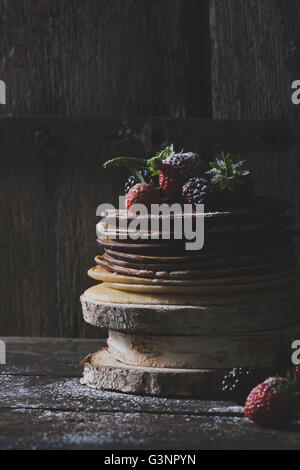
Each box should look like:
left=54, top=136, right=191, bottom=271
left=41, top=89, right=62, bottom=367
left=0, top=338, right=299, bottom=449
left=0, top=0, right=210, bottom=119
left=0, top=116, right=291, bottom=157
left=0, top=374, right=243, bottom=416
left=0, top=408, right=299, bottom=450
left=1, top=336, right=103, bottom=353
left=0, top=337, right=105, bottom=377
left=210, top=0, right=300, bottom=253
left=0, top=352, right=84, bottom=378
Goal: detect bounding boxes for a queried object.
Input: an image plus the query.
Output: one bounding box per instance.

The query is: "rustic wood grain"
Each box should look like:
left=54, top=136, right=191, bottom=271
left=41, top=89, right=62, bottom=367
left=210, top=0, right=300, bottom=250
left=106, top=324, right=299, bottom=369
left=0, top=337, right=299, bottom=450
left=0, top=337, right=105, bottom=377
left=81, top=288, right=300, bottom=335
left=1, top=408, right=299, bottom=450
left=0, top=374, right=243, bottom=416
left=0, top=0, right=210, bottom=118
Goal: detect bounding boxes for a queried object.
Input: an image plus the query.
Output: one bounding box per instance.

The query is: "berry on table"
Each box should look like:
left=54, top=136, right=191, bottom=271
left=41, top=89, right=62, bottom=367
left=221, top=368, right=269, bottom=406
left=244, top=375, right=300, bottom=427
left=125, top=183, right=160, bottom=212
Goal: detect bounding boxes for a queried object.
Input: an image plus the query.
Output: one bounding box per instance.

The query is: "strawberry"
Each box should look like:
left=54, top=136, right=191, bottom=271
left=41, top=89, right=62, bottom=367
left=125, top=183, right=160, bottom=212
left=245, top=375, right=300, bottom=427
left=158, top=166, right=185, bottom=200
left=293, top=364, right=300, bottom=389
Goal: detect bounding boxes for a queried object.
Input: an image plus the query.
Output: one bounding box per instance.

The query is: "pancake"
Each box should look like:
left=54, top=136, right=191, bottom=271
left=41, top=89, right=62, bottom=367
left=99, top=252, right=294, bottom=273
left=98, top=217, right=295, bottom=242
left=104, top=273, right=297, bottom=294
left=99, top=197, right=292, bottom=227
left=95, top=254, right=295, bottom=280
left=94, top=197, right=296, bottom=295
left=103, top=248, right=293, bottom=266
left=82, top=282, right=299, bottom=306
left=88, top=265, right=297, bottom=287
left=97, top=233, right=295, bottom=255
left=97, top=238, right=187, bottom=254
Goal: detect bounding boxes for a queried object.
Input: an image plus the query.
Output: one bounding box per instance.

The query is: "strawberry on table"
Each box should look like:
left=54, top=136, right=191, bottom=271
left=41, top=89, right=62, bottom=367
left=244, top=374, right=300, bottom=427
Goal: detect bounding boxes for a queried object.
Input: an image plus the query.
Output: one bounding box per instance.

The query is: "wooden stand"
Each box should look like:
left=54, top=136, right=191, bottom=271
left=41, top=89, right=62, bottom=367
left=80, top=287, right=300, bottom=397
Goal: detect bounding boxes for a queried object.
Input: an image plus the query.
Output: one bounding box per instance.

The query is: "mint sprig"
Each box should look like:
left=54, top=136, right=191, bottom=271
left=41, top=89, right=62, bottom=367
left=103, top=144, right=179, bottom=180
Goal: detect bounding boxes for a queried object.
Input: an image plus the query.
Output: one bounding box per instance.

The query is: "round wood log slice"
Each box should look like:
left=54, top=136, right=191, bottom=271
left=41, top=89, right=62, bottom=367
left=80, top=348, right=226, bottom=398
left=81, top=285, right=300, bottom=336
left=107, top=326, right=300, bottom=369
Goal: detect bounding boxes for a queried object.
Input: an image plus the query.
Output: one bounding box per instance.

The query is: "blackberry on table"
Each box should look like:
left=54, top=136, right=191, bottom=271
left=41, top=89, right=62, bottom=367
left=182, top=177, right=214, bottom=206
left=221, top=368, right=270, bottom=406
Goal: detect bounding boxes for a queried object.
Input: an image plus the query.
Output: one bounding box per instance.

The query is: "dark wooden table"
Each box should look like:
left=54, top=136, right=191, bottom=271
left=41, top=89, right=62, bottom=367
left=1, top=337, right=300, bottom=450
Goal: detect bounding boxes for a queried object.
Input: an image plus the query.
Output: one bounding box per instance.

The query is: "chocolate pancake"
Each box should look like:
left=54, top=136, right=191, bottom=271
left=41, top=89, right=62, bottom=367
left=99, top=219, right=295, bottom=242
left=97, top=232, right=295, bottom=255
left=97, top=238, right=187, bottom=254
left=102, top=248, right=294, bottom=267
left=94, top=197, right=296, bottom=291
left=99, top=198, right=292, bottom=229
left=99, top=253, right=294, bottom=274
left=96, top=255, right=297, bottom=280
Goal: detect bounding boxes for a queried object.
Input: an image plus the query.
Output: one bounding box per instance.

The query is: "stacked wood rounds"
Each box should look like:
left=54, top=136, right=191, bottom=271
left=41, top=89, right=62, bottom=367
left=80, top=198, right=300, bottom=397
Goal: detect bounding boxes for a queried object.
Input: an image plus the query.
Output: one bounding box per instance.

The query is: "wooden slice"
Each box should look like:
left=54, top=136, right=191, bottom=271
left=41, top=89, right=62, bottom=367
left=80, top=348, right=226, bottom=398
left=81, top=284, right=300, bottom=335
left=107, top=326, right=300, bottom=369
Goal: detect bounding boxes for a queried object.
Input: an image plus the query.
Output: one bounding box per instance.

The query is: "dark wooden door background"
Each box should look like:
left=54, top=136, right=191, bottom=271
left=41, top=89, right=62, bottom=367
left=0, top=0, right=299, bottom=337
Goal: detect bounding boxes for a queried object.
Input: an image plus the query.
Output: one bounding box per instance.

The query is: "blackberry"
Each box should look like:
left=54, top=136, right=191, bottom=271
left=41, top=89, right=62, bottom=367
left=182, top=177, right=214, bottom=206
left=124, top=176, right=138, bottom=194
left=163, top=152, right=207, bottom=179
left=124, top=170, right=158, bottom=194
left=221, top=368, right=271, bottom=405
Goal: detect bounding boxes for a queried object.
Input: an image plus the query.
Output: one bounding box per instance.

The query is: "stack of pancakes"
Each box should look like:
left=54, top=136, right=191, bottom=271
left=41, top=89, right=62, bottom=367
left=88, top=198, right=297, bottom=296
